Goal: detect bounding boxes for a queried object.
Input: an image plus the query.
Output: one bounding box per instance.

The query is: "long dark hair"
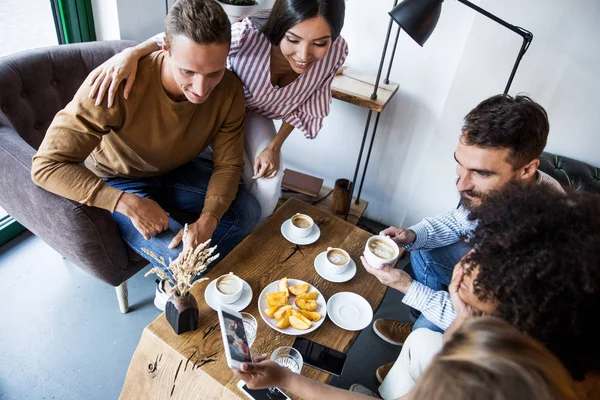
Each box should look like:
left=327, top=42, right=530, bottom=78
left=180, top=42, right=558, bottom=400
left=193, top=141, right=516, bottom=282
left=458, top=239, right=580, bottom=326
left=257, top=0, right=345, bottom=45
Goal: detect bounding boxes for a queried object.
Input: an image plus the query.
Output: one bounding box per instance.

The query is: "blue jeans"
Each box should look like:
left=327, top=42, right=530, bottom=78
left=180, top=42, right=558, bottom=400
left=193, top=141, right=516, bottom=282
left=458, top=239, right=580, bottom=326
left=104, top=158, right=261, bottom=273
left=408, top=241, right=470, bottom=332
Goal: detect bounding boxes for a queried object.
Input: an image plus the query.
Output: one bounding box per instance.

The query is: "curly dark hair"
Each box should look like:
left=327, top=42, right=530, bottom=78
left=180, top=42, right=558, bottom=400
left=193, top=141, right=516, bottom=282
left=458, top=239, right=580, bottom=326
left=462, top=94, right=549, bottom=169
left=464, top=182, right=600, bottom=380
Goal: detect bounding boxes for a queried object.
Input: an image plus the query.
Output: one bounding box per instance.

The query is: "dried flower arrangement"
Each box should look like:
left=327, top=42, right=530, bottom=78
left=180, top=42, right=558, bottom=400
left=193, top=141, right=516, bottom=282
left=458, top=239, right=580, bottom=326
left=143, top=225, right=220, bottom=297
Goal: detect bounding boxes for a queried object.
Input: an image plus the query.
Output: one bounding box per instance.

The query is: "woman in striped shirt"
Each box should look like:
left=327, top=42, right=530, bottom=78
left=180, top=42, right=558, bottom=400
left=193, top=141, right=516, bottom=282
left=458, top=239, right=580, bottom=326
left=88, top=0, right=349, bottom=219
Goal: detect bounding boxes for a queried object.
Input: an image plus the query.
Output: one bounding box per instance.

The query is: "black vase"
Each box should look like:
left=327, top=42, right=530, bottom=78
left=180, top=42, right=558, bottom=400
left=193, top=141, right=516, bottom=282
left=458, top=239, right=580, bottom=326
left=165, top=291, right=199, bottom=334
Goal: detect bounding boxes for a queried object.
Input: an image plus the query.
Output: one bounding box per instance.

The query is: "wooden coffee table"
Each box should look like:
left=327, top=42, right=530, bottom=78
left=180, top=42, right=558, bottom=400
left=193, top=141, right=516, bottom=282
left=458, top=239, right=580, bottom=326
left=119, top=198, right=390, bottom=400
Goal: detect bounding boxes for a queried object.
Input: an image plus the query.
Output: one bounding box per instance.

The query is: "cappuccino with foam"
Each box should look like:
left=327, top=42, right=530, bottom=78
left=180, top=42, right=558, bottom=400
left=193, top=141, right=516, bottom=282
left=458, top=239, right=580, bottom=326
left=326, top=249, right=349, bottom=266
left=291, top=215, right=312, bottom=229
left=217, top=275, right=241, bottom=295
left=368, top=239, right=397, bottom=260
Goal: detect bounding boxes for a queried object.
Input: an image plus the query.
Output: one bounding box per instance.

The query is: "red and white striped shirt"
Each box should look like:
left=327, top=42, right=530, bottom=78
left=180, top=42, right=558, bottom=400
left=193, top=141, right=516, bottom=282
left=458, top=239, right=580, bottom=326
left=228, top=18, right=348, bottom=139
left=156, top=19, right=348, bottom=139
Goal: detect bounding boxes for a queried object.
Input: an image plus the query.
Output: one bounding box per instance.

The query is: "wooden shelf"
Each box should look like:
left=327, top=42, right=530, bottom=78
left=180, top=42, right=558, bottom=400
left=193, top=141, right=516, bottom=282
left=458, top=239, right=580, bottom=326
left=331, top=68, right=400, bottom=113
left=277, top=185, right=368, bottom=226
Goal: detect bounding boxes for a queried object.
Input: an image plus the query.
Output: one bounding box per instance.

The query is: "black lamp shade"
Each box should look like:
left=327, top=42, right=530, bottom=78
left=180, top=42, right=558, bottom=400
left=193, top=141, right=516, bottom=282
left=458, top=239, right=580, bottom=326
left=389, top=0, right=443, bottom=46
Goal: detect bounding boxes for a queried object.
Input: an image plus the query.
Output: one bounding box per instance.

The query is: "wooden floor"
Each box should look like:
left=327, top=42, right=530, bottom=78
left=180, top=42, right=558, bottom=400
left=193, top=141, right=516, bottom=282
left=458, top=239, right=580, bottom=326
left=277, top=185, right=368, bottom=226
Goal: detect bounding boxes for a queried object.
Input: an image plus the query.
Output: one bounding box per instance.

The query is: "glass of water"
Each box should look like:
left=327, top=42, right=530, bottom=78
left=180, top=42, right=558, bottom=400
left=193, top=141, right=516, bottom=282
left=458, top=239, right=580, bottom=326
left=268, top=346, right=303, bottom=399
left=270, top=346, right=303, bottom=373
left=240, top=312, right=257, bottom=348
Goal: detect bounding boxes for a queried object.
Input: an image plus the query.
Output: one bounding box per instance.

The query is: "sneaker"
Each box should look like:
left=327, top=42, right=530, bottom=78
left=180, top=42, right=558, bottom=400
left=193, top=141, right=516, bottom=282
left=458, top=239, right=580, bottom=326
left=373, top=319, right=414, bottom=346
left=154, top=279, right=172, bottom=311
left=376, top=361, right=394, bottom=384
left=349, top=384, right=381, bottom=398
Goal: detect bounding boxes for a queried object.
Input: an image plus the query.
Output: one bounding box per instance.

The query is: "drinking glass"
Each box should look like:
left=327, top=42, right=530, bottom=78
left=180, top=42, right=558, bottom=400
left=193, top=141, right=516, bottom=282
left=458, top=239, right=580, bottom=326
left=267, top=346, right=303, bottom=399
left=240, top=312, right=257, bottom=348
left=270, top=346, right=303, bottom=373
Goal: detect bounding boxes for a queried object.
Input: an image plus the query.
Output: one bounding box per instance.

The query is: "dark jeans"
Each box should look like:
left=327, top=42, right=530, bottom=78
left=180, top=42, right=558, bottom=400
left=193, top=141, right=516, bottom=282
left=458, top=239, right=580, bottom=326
left=104, top=158, right=261, bottom=273
left=407, top=241, right=470, bottom=332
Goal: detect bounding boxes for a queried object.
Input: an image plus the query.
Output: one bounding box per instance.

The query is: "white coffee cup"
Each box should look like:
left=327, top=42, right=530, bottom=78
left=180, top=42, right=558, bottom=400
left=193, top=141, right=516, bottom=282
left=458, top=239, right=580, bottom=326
left=364, top=235, right=400, bottom=267
left=324, top=247, right=351, bottom=275
left=214, top=273, right=244, bottom=304
left=289, top=213, right=314, bottom=238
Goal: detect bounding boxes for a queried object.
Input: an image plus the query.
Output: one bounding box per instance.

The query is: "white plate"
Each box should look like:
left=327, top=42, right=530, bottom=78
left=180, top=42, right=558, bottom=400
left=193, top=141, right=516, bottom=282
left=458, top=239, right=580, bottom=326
left=280, top=219, right=321, bottom=245
left=204, top=279, right=253, bottom=312
left=326, top=292, right=373, bottom=331
left=314, top=251, right=357, bottom=283
left=258, top=279, right=327, bottom=336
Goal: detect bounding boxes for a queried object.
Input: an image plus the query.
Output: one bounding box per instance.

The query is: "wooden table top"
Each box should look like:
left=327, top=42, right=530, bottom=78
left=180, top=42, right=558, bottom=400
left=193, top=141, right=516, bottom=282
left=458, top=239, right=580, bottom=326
left=120, top=198, right=387, bottom=400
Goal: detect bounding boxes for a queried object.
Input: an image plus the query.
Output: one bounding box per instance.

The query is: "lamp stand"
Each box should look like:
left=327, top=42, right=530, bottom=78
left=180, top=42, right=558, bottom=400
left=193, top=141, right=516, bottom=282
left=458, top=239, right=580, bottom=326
left=345, top=0, right=401, bottom=219
left=456, top=0, right=533, bottom=94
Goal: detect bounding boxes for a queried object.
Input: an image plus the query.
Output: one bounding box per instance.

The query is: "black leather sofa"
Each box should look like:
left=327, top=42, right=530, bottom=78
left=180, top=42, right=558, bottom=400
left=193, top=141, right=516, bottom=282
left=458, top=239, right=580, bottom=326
left=539, top=152, right=600, bottom=194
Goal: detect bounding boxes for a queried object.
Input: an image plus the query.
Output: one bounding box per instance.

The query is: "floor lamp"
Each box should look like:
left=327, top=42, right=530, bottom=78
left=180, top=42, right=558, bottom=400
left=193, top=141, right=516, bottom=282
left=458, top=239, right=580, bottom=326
left=388, top=0, right=533, bottom=95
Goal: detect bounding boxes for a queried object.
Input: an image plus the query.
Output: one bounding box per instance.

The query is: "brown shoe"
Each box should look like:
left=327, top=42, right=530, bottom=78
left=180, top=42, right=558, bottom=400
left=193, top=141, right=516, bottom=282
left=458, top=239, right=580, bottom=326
left=376, top=361, right=395, bottom=384
left=373, top=319, right=414, bottom=346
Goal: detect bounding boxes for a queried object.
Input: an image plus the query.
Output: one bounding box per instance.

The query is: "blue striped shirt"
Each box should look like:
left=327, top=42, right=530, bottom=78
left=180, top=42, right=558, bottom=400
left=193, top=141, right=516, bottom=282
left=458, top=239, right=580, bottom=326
left=401, top=170, right=564, bottom=331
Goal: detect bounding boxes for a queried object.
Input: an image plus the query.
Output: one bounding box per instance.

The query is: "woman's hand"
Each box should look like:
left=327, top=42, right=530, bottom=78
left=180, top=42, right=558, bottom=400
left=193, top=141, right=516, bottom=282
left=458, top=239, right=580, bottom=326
left=87, top=48, right=141, bottom=107
left=253, top=146, right=281, bottom=179
left=448, top=262, right=480, bottom=318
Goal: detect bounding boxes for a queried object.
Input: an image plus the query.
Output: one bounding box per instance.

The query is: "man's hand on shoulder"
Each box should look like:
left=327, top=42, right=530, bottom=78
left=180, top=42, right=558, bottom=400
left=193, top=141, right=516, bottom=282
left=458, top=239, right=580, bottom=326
left=115, top=193, right=169, bottom=240
left=380, top=226, right=416, bottom=247
left=169, top=212, right=218, bottom=251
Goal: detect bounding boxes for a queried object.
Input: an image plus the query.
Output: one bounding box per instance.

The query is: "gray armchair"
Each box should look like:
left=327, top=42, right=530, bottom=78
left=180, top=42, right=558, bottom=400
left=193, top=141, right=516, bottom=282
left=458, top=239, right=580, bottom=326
left=0, top=41, right=145, bottom=313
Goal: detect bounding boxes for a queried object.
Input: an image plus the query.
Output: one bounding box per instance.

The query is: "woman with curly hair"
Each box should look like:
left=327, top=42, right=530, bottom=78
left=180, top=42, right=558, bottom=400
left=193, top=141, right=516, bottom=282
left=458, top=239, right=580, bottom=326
left=364, top=182, right=600, bottom=399
left=459, top=182, right=600, bottom=381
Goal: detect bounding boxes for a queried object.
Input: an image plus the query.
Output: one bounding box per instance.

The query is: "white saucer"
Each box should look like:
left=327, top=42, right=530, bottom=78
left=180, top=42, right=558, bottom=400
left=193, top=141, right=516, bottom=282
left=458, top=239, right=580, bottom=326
left=204, top=279, right=253, bottom=312
left=314, top=252, right=357, bottom=283
left=280, top=219, right=321, bottom=245
left=326, top=292, right=373, bottom=331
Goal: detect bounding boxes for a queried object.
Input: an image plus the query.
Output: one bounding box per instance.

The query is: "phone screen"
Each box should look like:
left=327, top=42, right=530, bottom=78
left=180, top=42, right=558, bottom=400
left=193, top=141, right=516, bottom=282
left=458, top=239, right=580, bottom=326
left=292, top=337, right=347, bottom=376
left=222, top=311, right=252, bottom=363
left=240, top=384, right=289, bottom=400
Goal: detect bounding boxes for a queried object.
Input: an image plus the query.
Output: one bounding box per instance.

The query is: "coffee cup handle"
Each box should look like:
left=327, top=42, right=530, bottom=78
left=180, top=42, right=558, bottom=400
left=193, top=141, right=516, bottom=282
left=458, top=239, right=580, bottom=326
left=327, top=247, right=332, bottom=251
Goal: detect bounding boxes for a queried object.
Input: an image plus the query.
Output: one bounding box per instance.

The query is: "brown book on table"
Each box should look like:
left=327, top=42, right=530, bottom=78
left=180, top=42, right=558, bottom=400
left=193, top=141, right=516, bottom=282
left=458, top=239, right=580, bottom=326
left=282, top=169, right=323, bottom=197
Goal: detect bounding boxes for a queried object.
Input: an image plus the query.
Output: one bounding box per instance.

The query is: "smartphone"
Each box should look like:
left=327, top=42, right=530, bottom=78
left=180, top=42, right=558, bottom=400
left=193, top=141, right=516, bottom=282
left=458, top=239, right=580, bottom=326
left=237, top=381, right=291, bottom=400
left=292, top=337, right=347, bottom=376
left=217, top=305, right=253, bottom=370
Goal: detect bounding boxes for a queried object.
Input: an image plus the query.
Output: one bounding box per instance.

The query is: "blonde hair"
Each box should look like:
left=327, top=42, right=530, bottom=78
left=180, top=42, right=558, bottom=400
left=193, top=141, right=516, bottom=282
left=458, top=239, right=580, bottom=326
left=409, top=317, right=579, bottom=400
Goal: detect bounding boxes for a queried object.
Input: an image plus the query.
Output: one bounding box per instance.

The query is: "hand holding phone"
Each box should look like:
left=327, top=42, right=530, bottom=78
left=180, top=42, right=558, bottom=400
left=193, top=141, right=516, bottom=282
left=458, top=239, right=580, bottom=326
left=238, top=381, right=291, bottom=400
left=217, top=305, right=253, bottom=370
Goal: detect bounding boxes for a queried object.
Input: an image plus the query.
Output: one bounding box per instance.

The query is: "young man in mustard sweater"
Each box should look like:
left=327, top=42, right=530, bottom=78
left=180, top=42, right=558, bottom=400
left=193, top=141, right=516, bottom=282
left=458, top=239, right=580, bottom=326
left=32, top=0, right=260, bottom=309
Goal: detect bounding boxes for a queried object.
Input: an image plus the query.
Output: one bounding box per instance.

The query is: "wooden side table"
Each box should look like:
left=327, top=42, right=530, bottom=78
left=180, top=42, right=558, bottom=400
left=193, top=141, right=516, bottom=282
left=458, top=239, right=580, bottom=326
left=331, top=68, right=399, bottom=217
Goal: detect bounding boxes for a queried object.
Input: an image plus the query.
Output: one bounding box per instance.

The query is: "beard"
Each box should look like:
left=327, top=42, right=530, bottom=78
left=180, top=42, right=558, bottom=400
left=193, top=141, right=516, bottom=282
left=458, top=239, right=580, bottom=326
left=460, top=190, right=488, bottom=211
left=457, top=179, right=488, bottom=211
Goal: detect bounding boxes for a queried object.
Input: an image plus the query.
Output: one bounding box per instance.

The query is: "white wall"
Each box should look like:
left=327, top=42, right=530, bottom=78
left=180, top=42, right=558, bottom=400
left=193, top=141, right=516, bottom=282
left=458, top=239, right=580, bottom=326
left=92, top=0, right=600, bottom=227
left=94, top=0, right=277, bottom=42
left=91, top=0, right=120, bottom=41
left=116, top=0, right=166, bottom=42
left=0, top=0, right=57, bottom=57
